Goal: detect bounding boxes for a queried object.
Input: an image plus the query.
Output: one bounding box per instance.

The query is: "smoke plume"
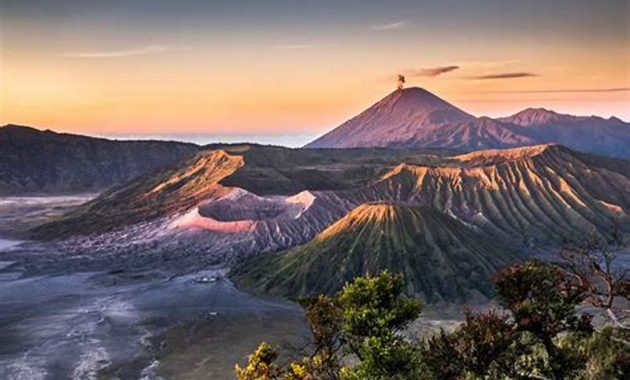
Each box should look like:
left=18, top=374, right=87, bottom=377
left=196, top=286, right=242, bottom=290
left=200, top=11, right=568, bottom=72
left=397, top=74, right=406, bottom=90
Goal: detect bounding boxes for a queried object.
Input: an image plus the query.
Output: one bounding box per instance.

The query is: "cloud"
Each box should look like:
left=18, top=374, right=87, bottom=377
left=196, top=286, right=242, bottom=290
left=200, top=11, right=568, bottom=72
left=409, top=65, right=460, bottom=77
left=470, top=72, right=537, bottom=80
left=60, top=45, right=181, bottom=58
left=370, top=20, right=408, bottom=31
left=480, top=87, right=630, bottom=94
left=462, top=60, right=520, bottom=69
left=275, top=44, right=315, bottom=50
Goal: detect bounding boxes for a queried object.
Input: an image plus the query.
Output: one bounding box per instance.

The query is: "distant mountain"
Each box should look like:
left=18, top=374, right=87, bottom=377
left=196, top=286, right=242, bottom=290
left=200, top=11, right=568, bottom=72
left=0, top=125, right=200, bottom=195
left=230, top=202, right=520, bottom=302
left=305, top=88, right=630, bottom=158
left=497, top=108, right=630, bottom=157
left=497, top=107, right=580, bottom=126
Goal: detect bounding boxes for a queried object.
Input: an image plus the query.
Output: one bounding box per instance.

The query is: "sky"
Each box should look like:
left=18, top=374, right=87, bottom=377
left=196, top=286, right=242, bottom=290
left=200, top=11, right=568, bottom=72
left=1, top=0, right=629, bottom=145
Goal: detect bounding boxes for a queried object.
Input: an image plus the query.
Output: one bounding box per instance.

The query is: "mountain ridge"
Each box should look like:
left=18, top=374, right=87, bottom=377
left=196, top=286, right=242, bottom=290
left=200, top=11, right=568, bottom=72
left=0, top=124, right=201, bottom=195
left=305, top=87, right=630, bottom=158
left=29, top=143, right=630, bottom=254
left=357, top=143, right=630, bottom=245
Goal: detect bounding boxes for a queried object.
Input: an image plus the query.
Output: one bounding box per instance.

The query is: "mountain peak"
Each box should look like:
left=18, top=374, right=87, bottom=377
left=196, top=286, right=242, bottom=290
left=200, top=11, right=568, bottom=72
left=321, top=201, right=402, bottom=232
left=232, top=202, right=518, bottom=301
left=499, top=107, right=577, bottom=126
left=305, top=87, right=473, bottom=148
left=377, top=87, right=463, bottom=111
left=453, top=143, right=569, bottom=165
left=389, top=86, right=440, bottom=98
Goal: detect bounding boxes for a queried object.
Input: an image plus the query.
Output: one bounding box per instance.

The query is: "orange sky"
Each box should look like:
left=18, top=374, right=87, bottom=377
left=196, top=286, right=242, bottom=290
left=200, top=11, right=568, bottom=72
left=1, top=0, right=629, bottom=138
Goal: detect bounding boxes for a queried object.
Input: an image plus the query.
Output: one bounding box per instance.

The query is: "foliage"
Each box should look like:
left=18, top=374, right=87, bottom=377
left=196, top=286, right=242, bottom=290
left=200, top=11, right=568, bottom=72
left=423, top=310, right=520, bottom=379
left=337, top=272, right=425, bottom=379
left=236, top=262, right=628, bottom=380
left=494, top=260, right=590, bottom=338
left=297, top=295, right=344, bottom=380
left=338, top=272, right=422, bottom=353
left=558, top=326, right=630, bottom=380
left=493, top=260, right=592, bottom=379
left=423, top=260, right=599, bottom=379
left=235, top=271, right=426, bottom=380
left=558, top=231, right=629, bottom=329
left=235, top=342, right=283, bottom=380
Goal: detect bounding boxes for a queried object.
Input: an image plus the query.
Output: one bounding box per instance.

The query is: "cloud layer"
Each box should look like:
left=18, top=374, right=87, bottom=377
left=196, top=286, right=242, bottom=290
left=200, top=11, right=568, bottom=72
left=410, top=65, right=460, bottom=77
left=494, top=87, right=630, bottom=93
left=470, top=72, right=537, bottom=80
left=275, top=44, right=315, bottom=50
left=60, top=45, right=180, bottom=58
left=370, top=20, right=408, bottom=31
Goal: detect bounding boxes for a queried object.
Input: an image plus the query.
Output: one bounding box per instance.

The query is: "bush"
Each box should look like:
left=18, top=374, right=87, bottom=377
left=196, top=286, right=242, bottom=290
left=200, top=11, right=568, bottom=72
left=236, top=262, right=628, bottom=380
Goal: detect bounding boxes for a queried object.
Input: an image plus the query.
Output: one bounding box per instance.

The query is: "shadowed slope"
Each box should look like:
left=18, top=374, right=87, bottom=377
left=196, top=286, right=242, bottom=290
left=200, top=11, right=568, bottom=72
left=231, top=203, right=519, bottom=302
left=0, top=124, right=200, bottom=195
left=28, top=144, right=630, bottom=250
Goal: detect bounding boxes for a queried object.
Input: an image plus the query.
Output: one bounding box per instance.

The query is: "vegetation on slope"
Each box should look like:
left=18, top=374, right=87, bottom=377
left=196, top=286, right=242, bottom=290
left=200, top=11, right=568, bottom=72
left=235, top=260, right=629, bottom=380
left=231, top=202, right=519, bottom=302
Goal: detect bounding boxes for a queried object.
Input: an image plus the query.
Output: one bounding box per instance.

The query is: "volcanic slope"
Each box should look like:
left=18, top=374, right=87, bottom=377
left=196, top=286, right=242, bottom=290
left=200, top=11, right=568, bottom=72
left=29, top=149, right=245, bottom=239
left=28, top=145, right=451, bottom=240
left=306, top=87, right=475, bottom=149
left=30, top=144, right=630, bottom=250
left=231, top=203, right=519, bottom=302
left=355, top=144, right=630, bottom=245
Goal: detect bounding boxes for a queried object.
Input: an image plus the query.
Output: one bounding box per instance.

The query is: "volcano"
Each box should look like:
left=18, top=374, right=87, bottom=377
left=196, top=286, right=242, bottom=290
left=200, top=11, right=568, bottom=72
left=305, top=87, right=630, bottom=158
left=305, top=87, right=474, bottom=148
left=230, top=202, right=520, bottom=302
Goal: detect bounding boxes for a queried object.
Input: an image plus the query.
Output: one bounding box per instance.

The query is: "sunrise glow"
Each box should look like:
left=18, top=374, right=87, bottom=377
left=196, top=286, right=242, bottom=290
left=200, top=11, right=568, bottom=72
left=1, top=0, right=629, bottom=138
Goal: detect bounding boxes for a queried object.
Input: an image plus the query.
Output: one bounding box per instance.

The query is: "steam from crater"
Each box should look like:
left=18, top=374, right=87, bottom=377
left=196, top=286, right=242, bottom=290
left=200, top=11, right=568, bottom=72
left=397, top=74, right=405, bottom=90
